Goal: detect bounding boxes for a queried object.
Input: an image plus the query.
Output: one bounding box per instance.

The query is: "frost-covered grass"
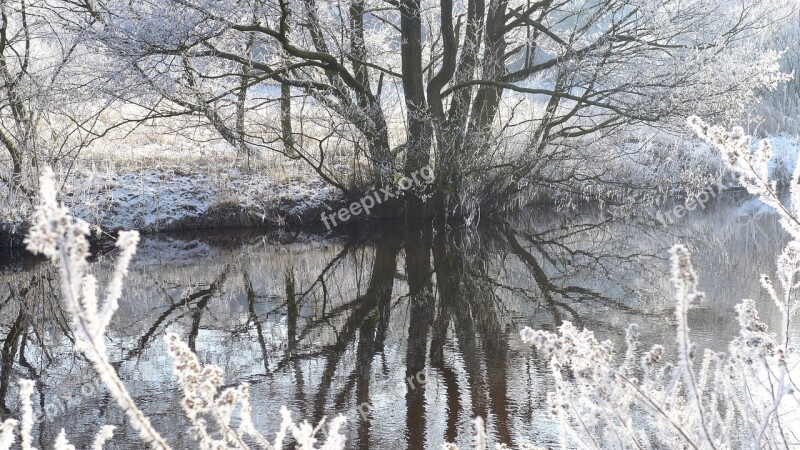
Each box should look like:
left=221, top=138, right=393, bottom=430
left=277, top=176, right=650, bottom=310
left=3, top=87, right=799, bottom=242
left=4, top=129, right=799, bottom=241
left=66, top=140, right=339, bottom=229
left=0, top=140, right=340, bottom=239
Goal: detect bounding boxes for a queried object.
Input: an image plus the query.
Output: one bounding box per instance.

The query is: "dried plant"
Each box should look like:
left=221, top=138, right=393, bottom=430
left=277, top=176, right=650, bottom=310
left=481, top=119, right=800, bottom=449
left=0, top=167, right=346, bottom=449
left=689, top=116, right=800, bottom=348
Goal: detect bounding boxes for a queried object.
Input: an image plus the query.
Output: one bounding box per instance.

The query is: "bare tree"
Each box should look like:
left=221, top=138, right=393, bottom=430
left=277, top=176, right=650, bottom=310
left=0, top=0, right=119, bottom=196
left=77, top=0, right=788, bottom=218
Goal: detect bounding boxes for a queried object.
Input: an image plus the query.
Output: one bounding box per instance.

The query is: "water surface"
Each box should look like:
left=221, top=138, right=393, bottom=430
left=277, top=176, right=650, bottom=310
left=0, top=198, right=790, bottom=449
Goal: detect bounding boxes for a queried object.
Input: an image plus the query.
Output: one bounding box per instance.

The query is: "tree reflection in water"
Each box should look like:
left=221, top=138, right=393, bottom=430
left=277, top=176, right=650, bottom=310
left=0, top=205, right=784, bottom=449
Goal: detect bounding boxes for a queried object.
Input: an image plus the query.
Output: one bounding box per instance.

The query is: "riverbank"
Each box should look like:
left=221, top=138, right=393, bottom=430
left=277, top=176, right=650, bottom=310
left=0, top=142, right=347, bottom=249
left=0, top=170, right=342, bottom=249
left=3, top=133, right=799, bottom=250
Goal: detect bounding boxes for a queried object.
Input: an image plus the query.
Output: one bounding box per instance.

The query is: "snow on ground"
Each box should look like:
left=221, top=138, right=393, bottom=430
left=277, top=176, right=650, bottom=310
left=64, top=166, right=336, bottom=232
left=1, top=141, right=342, bottom=243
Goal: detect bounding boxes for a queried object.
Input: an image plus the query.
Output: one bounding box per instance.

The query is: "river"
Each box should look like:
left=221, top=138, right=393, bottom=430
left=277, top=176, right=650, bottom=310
left=0, top=196, right=790, bottom=449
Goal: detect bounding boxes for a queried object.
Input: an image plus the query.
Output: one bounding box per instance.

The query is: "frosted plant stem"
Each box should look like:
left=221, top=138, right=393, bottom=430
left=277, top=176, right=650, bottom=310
left=18, top=380, right=35, bottom=450
left=91, top=353, right=171, bottom=449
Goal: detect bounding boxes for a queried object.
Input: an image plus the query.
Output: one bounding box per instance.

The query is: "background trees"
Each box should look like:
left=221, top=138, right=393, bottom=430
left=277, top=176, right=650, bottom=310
left=0, top=0, right=118, bottom=196
left=0, top=0, right=793, bottom=220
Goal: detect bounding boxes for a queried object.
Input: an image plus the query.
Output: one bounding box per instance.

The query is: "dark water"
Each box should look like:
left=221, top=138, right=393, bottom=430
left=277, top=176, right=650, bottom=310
left=0, top=199, right=790, bottom=449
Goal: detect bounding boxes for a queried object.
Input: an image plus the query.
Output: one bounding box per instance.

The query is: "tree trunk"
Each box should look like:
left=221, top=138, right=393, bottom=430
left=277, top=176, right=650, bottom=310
left=467, top=0, right=508, bottom=139
left=400, top=0, right=432, bottom=175
left=350, top=0, right=393, bottom=185
left=0, top=127, right=25, bottom=193
left=280, top=82, right=295, bottom=156
left=432, top=0, right=485, bottom=219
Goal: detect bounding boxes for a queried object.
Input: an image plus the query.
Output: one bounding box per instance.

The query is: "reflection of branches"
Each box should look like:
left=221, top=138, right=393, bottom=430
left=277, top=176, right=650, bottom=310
left=431, top=228, right=514, bottom=445
left=405, top=225, right=433, bottom=450
left=284, top=269, right=306, bottom=417
left=284, top=247, right=383, bottom=349
left=241, top=236, right=402, bottom=445
left=502, top=220, right=667, bottom=326
left=504, top=226, right=581, bottom=325
left=304, top=240, right=401, bottom=434
left=0, top=310, right=25, bottom=413
left=244, top=271, right=271, bottom=375
left=0, top=290, right=13, bottom=312
left=122, top=267, right=229, bottom=363
left=298, top=242, right=353, bottom=301
left=250, top=239, right=356, bottom=323
left=187, top=268, right=228, bottom=352
left=0, top=212, right=695, bottom=447
left=7, top=270, right=74, bottom=362
left=518, top=217, right=646, bottom=271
